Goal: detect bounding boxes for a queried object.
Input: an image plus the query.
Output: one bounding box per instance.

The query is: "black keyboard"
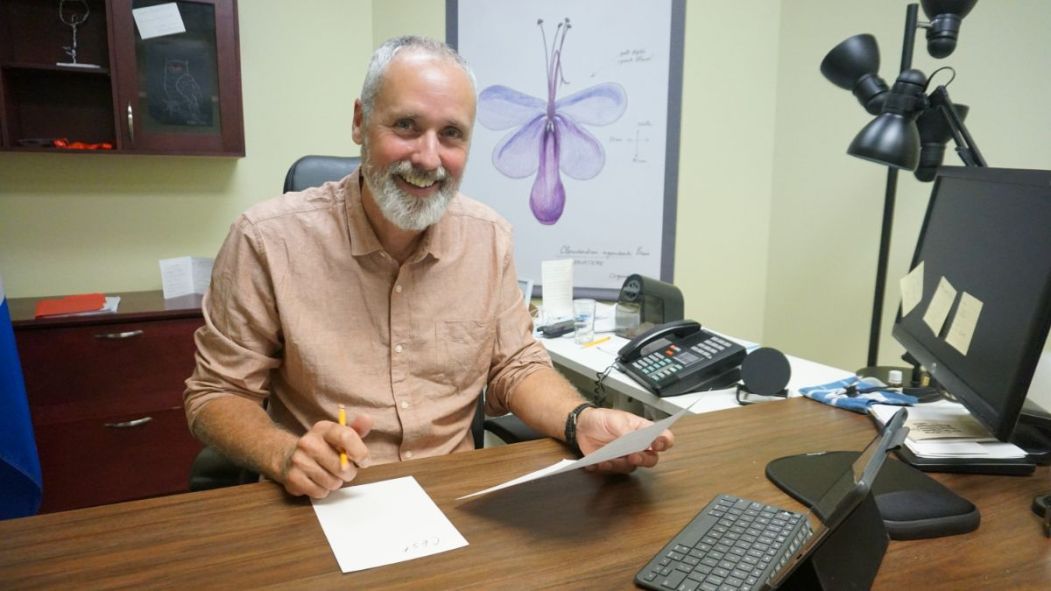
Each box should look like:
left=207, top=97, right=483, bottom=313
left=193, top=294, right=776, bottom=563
left=635, top=494, right=813, bottom=591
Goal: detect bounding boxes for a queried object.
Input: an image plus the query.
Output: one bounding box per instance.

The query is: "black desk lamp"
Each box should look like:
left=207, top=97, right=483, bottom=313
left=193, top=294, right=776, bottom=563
left=819, top=0, right=983, bottom=382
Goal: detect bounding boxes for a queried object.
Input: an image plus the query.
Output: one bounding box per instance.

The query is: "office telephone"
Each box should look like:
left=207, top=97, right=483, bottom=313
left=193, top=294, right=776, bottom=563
left=616, top=319, right=746, bottom=397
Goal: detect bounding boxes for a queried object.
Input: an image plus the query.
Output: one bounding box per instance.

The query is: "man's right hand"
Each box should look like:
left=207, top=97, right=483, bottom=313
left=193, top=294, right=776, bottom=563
left=279, top=413, right=373, bottom=499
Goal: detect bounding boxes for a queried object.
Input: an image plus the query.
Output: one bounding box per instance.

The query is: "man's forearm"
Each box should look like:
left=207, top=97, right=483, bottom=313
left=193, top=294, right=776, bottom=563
left=507, top=366, right=590, bottom=442
left=191, top=396, right=298, bottom=481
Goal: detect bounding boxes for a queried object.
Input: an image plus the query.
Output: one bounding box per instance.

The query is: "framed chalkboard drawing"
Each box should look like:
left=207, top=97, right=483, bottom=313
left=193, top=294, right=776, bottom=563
left=448, top=0, right=684, bottom=299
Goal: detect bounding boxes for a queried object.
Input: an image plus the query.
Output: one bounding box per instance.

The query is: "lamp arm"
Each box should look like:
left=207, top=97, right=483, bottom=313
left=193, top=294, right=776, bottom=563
left=900, top=3, right=920, bottom=71
left=929, top=85, right=987, bottom=167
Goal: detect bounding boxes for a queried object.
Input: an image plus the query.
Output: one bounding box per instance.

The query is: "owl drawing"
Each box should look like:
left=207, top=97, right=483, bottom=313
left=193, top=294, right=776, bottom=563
left=162, top=58, right=205, bottom=125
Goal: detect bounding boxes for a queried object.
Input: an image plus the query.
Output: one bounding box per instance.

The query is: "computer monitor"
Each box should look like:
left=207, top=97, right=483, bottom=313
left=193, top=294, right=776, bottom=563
left=892, top=167, right=1051, bottom=460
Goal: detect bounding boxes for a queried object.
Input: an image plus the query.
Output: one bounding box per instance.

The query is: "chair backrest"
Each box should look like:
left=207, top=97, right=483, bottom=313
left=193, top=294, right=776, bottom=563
left=283, top=155, right=361, bottom=192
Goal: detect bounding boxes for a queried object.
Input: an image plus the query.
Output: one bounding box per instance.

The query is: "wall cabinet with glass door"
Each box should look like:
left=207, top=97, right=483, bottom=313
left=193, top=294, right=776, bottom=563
left=0, top=0, right=243, bottom=156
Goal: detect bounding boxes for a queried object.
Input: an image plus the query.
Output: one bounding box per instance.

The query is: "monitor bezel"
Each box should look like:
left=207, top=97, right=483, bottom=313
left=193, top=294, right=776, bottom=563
left=891, top=166, right=1051, bottom=441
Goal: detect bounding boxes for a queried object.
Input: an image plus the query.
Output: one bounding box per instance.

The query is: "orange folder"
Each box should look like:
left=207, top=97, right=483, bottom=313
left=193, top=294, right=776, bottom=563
left=34, top=293, right=106, bottom=318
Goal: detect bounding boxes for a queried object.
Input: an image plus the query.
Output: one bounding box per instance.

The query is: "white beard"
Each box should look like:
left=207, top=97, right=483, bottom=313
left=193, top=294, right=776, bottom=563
left=361, top=152, right=458, bottom=231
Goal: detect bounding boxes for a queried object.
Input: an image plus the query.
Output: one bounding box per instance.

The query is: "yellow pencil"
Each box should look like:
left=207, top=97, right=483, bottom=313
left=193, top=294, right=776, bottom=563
left=338, top=404, right=348, bottom=470
left=582, top=335, right=611, bottom=348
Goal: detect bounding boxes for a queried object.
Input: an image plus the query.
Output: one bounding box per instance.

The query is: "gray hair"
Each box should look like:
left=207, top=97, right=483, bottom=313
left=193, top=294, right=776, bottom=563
left=360, top=36, right=477, bottom=124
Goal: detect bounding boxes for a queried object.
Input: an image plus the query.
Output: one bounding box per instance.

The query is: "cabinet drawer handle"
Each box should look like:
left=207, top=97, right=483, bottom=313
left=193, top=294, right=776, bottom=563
left=94, top=330, right=144, bottom=340
left=104, top=417, right=153, bottom=429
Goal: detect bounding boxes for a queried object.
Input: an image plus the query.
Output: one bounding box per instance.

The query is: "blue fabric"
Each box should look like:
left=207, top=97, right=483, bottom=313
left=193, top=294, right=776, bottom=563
left=799, top=376, right=918, bottom=414
left=0, top=292, right=42, bottom=519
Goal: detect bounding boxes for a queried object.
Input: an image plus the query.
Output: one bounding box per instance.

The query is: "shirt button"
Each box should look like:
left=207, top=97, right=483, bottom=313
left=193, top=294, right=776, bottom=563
left=405, top=450, right=414, bottom=459
left=400, top=400, right=409, bottom=409
left=394, top=284, right=402, bottom=293
left=395, top=344, right=403, bottom=353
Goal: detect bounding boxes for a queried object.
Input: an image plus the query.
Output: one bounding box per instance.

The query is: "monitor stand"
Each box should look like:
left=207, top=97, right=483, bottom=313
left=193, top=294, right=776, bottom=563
left=1017, top=399, right=1051, bottom=463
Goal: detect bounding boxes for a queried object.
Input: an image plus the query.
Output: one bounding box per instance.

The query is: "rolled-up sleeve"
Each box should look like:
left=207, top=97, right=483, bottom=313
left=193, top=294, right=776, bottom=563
left=184, top=216, right=283, bottom=431
left=483, top=237, right=552, bottom=416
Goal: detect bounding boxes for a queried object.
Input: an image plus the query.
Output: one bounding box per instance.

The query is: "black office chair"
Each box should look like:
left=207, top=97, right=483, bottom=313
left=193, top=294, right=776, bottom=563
left=282, top=154, right=361, bottom=192
left=188, top=155, right=539, bottom=492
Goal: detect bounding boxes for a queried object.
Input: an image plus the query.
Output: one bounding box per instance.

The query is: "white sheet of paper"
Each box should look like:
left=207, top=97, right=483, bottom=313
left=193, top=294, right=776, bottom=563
left=159, top=256, right=213, bottom=299
left=66, top=296, right=121, bottom=316
left=458, top=402, right=693, bottom=500
left=906, top=438, right=1026, bottom=459
left=594, top=301, right=617, bottom=333
left=945, top=291, right=983, bottom=356
left=870, top=403, right=1025, bottom=459
left=311, top=476, right=468, bottom=573
left=132, top=3, right=186, bottom=40
left=541, top=259, right=574, bottom=321
left=899, top=261, right=924, bottom=317
left=922, top=276, right=957, bottom=335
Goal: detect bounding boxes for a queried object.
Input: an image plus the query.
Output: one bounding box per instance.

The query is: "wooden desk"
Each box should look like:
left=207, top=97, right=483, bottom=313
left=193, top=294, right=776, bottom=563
left=1, top=399, right=1048, bottom=589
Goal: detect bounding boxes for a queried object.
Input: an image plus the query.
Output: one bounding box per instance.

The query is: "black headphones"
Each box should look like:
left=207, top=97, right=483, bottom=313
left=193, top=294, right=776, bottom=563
left=736, top=347, right=791, bottom=404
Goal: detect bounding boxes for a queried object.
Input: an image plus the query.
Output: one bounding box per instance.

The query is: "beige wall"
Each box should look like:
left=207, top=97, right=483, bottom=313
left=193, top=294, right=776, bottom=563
left=0, top=0, right=371, bottom=297
left=1, top=1, right=1048, bottom=406
left=766, top=0, right=1051, bottom=370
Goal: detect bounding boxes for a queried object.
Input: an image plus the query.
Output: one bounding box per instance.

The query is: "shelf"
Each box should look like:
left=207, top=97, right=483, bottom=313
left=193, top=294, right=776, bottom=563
left=1, top=62, right=112, bottom=76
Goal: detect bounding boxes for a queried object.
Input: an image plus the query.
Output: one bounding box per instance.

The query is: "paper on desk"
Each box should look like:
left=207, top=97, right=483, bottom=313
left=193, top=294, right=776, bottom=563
left=594, top=301, right=617, bottom=333
left=159, top=256, right=213, bottom=299
left=541, top=259, right=573, bottom=321
left=65, top=296, right=121, bottom=316
left=870, top=403, right=1025, bottom=459
left=905, top=439, right=1026, bottom=459
left=458, top=402, right=693, bottom=500
left=311, top=476, right=468, bottom=573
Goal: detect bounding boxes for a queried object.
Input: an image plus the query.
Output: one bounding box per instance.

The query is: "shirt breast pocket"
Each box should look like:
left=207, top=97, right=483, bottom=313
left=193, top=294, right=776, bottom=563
left=435, top=319, right=493, bottom=385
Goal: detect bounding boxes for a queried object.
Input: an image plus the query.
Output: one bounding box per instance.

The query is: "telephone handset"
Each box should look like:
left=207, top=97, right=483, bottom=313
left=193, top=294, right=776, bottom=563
left=616, top=319, right=747, bottom=397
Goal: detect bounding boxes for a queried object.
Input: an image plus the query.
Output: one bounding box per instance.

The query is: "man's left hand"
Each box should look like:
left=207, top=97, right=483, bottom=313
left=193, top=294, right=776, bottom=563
left=575, top=407, right=674, bottom=474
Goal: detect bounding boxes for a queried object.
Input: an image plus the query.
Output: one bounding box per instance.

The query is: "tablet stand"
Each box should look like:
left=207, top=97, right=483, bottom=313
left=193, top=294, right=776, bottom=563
left=766, top=451, right=980, bottom=540
left=778, top=493, right=888, bottom=590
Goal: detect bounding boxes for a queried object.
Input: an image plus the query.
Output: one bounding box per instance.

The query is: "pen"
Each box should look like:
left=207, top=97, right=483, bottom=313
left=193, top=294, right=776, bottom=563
left=582, top=335, right=611, bottom=348
left=338, top=404, right=348, bottom=470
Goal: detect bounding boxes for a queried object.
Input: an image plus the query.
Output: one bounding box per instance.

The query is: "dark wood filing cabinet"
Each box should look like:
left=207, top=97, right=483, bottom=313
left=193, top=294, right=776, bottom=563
left=9, top=291, right=205, bottom=513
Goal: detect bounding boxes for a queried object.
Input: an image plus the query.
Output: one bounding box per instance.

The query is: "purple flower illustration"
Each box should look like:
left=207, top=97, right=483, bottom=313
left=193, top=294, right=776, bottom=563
left=477, top=18, right=627, bottom=224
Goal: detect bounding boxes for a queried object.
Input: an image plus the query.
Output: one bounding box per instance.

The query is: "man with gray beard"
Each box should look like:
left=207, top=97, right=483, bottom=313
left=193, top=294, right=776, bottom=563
left=184, top=36, right=674, bottom=500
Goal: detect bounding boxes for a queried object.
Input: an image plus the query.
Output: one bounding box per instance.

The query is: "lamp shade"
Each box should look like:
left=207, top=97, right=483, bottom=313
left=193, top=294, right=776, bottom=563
left=820, top=34, right=888, bottom=114
left=915, top=104, right=970, bottom=181
left=847, top=69, right=928, bottom=169
left=920, top=0, right=979, bottom=58
left=848, top=114, right=921, bottom=169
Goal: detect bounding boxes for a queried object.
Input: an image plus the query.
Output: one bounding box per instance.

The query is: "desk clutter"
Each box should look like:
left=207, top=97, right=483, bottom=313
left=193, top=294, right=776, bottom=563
left=800, top=376, right=918, bottom=413
left=33, top=293, right=120, bottom=318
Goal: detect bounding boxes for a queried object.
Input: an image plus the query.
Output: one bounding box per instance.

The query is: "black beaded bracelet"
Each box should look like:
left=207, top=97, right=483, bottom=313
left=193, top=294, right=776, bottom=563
left=564, top=402, right=597, bottom=456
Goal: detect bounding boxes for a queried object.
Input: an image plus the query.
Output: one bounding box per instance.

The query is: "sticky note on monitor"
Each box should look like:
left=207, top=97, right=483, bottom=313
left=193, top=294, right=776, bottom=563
left=923, top=276, right=957, bottom=335
left=900, top=261, right=924, bottom=316
left=945, top=291, right=983, bottom=356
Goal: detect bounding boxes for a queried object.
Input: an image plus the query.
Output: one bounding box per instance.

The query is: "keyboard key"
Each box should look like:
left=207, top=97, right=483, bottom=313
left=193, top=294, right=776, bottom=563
left=661, top=570, right=687, bottom=589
